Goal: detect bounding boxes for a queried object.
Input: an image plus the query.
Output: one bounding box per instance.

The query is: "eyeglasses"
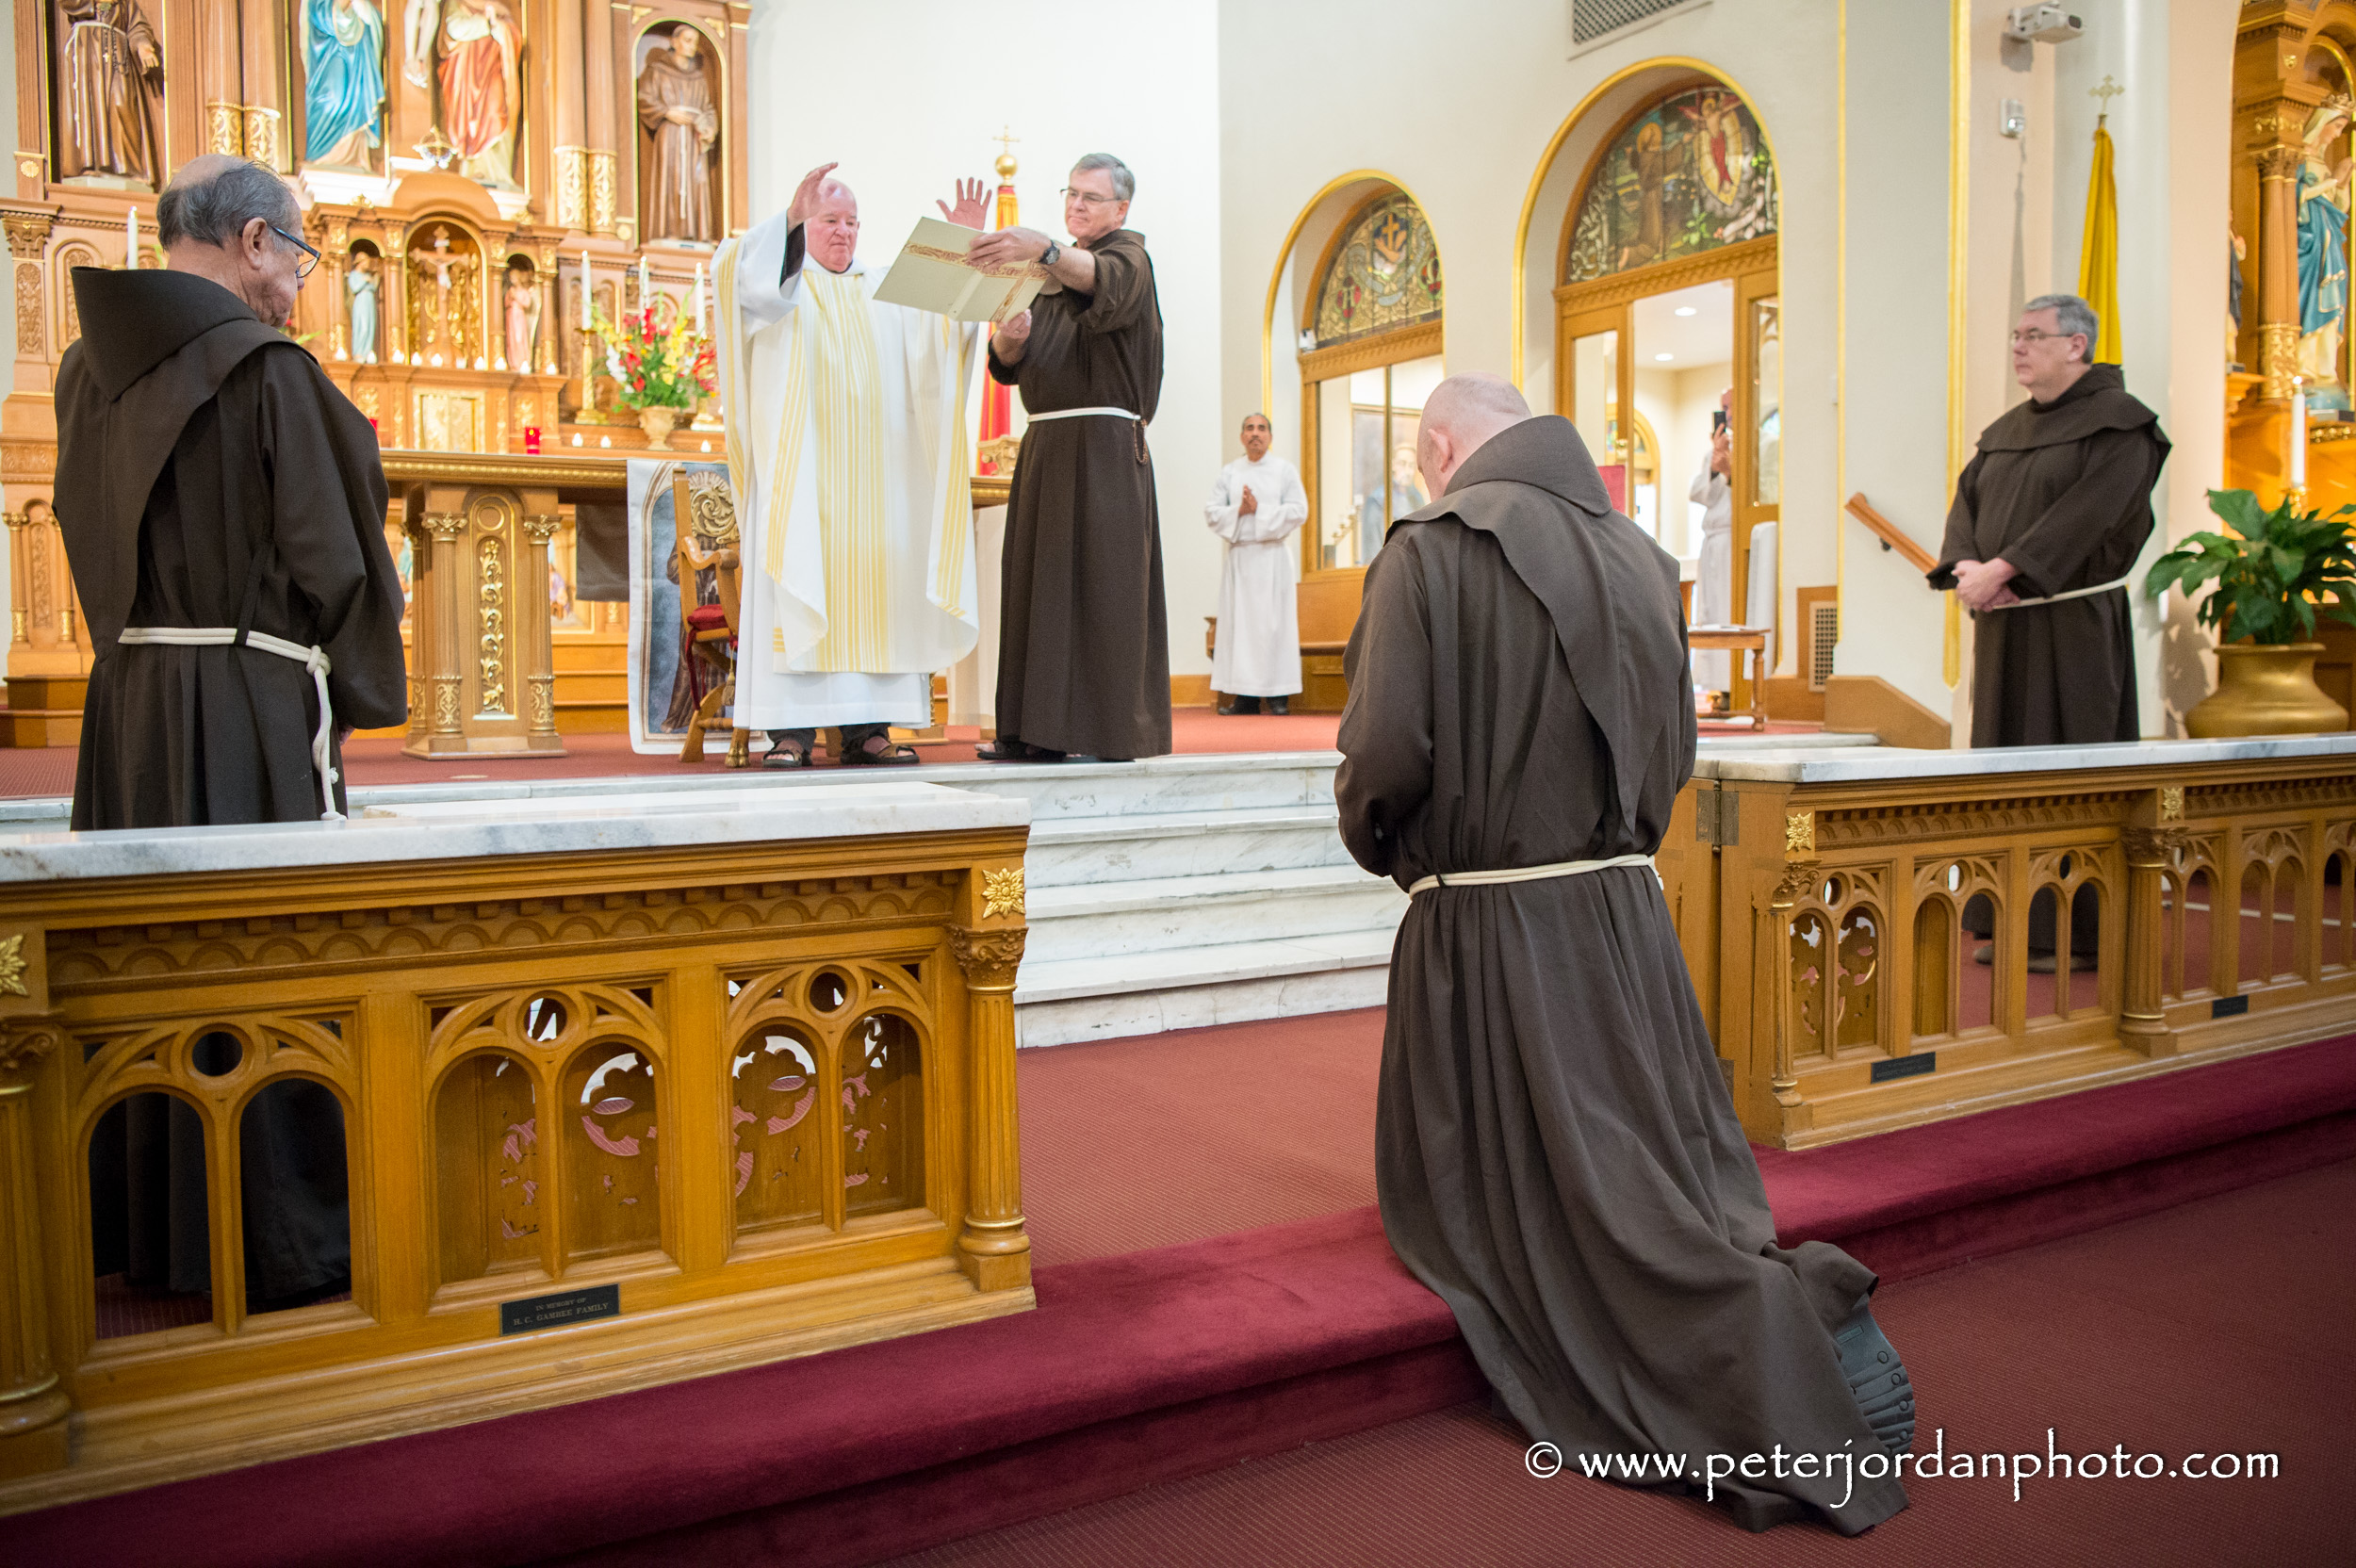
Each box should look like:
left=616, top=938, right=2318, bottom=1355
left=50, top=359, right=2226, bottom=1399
left=1060, top=188, right=1123, bottom=208
left=270, top=223, right=320, bottom=282
left=2009, top=329, right=2075, bottom=346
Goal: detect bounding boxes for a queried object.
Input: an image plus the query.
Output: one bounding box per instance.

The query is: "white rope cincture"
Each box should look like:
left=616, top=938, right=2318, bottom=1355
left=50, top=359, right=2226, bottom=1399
left=1981, top=573, right=2132, bottom=611
left=1409, top=853, right=1657, bottom=897
left=118, top=627, right=343, bottom=822
left=1023, top=405, right=1140, bottom=422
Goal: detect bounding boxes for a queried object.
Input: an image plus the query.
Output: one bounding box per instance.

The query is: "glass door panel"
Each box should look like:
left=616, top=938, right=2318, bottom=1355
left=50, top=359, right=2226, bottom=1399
left=1749, top=297, right=1782, bottom=507
left=1567, top=327, right=1622, bottom=511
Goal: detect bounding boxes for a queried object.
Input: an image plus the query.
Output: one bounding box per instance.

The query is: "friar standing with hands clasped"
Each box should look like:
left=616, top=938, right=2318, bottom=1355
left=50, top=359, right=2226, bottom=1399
left=1206, top=412, right=1307, bottom=714
left=1340, top=372, right=1914, bottom=1534
left=969, top=153, right=1170, bottom=762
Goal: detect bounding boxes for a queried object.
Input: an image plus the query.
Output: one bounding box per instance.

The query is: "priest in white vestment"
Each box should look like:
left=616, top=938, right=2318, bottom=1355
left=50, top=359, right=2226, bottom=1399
left=1691, top=392, right=1735, bottom=703
left=715, top=163, right=986, bottom=766
left=1204, top=412, right=1307, bottom=714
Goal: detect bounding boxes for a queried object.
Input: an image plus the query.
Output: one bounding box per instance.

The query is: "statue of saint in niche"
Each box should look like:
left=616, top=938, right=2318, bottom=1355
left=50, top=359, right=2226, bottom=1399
left=52, top=0, right=164, bottom=186
left=635, top=24, right=720, bottom=243
left=416, top=0, right=522, bottom=189
left=304, top=0, right=387, bottom=168
left=503, top=259, right=539, bottom=371
left=349, top=251, right=381, bottom=363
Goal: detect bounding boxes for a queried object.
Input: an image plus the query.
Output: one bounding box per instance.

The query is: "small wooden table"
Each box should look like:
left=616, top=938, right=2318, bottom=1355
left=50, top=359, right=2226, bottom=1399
left=1689, top=625, right=1772, bottom=729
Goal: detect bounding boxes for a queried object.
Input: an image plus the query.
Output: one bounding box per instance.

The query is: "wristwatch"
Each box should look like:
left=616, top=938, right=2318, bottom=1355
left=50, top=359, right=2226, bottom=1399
left=1039, top=240, right=1061, bottom=268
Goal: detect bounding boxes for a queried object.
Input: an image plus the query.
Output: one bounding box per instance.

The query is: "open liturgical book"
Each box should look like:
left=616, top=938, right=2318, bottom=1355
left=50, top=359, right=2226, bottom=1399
left=873, top=218, right=1051, bottom=324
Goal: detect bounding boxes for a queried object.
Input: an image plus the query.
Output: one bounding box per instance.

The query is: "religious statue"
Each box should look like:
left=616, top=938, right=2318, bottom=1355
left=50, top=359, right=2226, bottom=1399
left=52, top=0, right=164, bottom=186
left=2297, top=97, right=2354, bottom=411
left=349, top=250, right=381, bottom=363
left=303, top=0, right=386, bottom=167
left=434, top=0, right=522, bottom=189
left=406, top=224, right=480, bottom=364
left=503, top=260, right=538, bottom=371
left=635, top=24, right=721, bottom=244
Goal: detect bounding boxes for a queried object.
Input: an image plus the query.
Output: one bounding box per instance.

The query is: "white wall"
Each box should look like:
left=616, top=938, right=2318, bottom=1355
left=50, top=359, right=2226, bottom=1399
left=747, top=0, right=1225, bottom=678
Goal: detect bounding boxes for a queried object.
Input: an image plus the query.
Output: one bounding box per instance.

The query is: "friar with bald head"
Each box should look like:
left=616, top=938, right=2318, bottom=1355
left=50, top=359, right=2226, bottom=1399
left=714, top=162, right=990, bottom=766
left=1338, top=375, right=1915, bottom=1534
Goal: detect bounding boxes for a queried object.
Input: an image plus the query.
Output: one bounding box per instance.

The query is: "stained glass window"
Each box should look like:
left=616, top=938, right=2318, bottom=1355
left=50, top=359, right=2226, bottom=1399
left=1312, top=193, right=1443, bottom=350
left=1565, top=85, right=1777, bottom=285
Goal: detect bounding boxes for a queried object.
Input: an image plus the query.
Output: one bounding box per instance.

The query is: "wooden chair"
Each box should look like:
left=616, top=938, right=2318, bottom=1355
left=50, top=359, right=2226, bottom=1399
left=673, top=469, right=751, bottom=766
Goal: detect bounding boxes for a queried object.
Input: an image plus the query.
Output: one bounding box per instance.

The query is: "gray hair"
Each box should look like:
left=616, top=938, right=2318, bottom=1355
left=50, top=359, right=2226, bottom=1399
left=1071, top=153, right=1135, bottom=202
left=2022, top=293, right=2099, bottom=360
left=156, top=158, right=301, bottom=251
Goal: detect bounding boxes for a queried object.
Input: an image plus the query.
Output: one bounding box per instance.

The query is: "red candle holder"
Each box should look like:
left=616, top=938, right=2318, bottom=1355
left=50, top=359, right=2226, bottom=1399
left=523, top=426, right=543, bottom=454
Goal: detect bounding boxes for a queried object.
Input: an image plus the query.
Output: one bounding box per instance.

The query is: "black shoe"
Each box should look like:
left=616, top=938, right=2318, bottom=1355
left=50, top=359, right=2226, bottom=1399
left=1268, top=696, right=1289, bottom=715
left=1220, top=695, right=1260, bottom=715
left=1834, top=1301, right=1916, bottom=1455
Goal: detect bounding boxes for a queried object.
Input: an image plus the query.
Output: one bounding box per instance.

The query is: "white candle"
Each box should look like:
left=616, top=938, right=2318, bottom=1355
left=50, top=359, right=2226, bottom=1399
left=695, top=261, right=707, bottom=335
left=2293, top=384, right=2309, bottom=489
left=124, top=207, right=137, bottom=269
left=638, top=255, right=650, bottom=306
left=580, top=253, right=591, bottom=329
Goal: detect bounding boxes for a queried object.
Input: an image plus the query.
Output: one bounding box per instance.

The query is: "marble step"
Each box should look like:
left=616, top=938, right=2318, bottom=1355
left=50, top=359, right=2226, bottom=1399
left=1024, top=805, right=1351, bottom=888
left=1013, top=927, right=1397, bottom=1048
left=1022, top=863, right=1408, bottom=963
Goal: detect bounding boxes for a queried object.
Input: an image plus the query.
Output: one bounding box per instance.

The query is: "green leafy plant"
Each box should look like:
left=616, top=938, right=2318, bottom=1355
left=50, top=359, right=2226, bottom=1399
left=2143, top=488, right=2356, bottom=645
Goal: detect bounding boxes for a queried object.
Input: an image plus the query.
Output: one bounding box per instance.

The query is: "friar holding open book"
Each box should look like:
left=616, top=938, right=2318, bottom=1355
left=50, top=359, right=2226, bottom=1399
left=713, top=163, right=990, bottom=767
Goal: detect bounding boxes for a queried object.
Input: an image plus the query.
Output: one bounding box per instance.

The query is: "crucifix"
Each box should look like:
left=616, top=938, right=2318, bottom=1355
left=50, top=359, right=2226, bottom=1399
left=2089, top=74, right=2124, bottom=126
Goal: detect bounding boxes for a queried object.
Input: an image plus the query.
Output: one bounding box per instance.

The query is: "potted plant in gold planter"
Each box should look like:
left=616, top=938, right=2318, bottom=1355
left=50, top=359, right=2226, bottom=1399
left=2145, top=488, right=2356, bottom=737
left=590, top=299, right=715, bottom=451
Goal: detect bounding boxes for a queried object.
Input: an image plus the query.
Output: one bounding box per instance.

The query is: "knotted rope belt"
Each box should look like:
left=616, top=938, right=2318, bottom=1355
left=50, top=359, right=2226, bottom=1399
left=1409, top=853, right=1656, bottom=897
left=1980, top=573, right=2131, bottom=610
left=117, top=626, right=342, bottom=822
left=1025, top=404, right=1149, bottom=464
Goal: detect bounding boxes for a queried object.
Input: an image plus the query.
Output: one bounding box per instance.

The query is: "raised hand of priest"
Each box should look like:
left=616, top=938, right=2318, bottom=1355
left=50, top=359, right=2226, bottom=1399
left=938, top=178, right=990, bottom=230
left=1239, top=484, right=1258, bottom=514
left=787, top=163, right=841, bottom=227
left=970, top=226, right=1051, bottom=270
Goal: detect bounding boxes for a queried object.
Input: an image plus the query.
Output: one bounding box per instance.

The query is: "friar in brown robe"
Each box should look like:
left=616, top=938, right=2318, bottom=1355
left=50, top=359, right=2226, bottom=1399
left=974, top=155, right=1170, bottom=762
left=57, top=156, right=406, bottom=1312
left=1930, top=339, right=2169, bottom=749
left=1339, top=374, right=1913, bottom=1535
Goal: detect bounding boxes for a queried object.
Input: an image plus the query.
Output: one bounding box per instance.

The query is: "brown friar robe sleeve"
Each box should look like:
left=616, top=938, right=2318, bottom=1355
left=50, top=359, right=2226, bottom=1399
left=1071, top=234, right=1152, bottom=337
left=1926, top=451, right=1986, bottom=590
left=1335, top=535, right=1433, bottom=885
left=257, top=349, right=409, bottom=730
left=1988, top=425, right=2163, bottom=598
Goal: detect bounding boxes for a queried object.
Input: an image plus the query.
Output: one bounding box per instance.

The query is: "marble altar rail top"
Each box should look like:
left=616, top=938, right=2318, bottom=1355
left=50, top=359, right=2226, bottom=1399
left=0, top=782, right=1028, bottom=884
left=1692, top=732, right=2356, bottom=785
left=0, top=735, right=1877, bottom=828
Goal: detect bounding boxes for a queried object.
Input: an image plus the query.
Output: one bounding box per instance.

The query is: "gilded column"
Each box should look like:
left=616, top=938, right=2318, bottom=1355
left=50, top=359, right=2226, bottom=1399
left=4, top=512, right=26, bottom=649
left=584, top=0, right=619, bottom=235
left=237, top=0, right=286, bottom=170
left=950, top=914, right=1030, bottom=1293
left=1767, top=811, right=1819, bottom=1124
left=519, top=511, right=564, bottom=749
left=2120, top=785, right=2187, bottom=1058
left=422, top=511, right=470, bottom=750
left=202, top=1, right=243, bottom=156
left=0, top=994, right=70, bottom=1478
left=316, top=215, right=352, bottom=361
left=383, top=224, right=409, bottom=365
left=552, top=0, right=590, bottom=232
left=2256, top=144, right=2302, bottom=403
left=4, top=212, right=52, bottom=368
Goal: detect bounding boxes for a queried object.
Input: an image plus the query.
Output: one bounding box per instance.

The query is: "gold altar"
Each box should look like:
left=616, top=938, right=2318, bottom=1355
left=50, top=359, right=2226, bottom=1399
left=0, top=804, right=1035, bottom=1510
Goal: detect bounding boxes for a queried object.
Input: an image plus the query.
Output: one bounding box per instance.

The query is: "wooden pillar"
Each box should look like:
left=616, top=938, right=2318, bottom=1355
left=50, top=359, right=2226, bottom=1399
left=553, top=0, right=590, bottom=233
left=384, top=224, right=410, bottom=365
left=519, top=505, right=563, bottom=748
left=2256, top=145, right=2302, bottom=403
left=2119, top=801, right=2180, bottom=1057
left=202, top=2, right=244, bottom=156
left=0, top=1009, right=69, bottom=1478
left=950, top=923, right=1029, bottom=1293
left=1767, top=809, right=1817, bottom=1128
left=414, top=498, right=469, bottom=752
left=237, top=0, right=285, bottom=169
left=584, top=0, right=619, bottom=236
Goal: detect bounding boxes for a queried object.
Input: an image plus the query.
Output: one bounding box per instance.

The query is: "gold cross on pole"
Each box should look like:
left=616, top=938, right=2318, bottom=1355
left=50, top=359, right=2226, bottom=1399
left=992, top=125, right=1020, bottom=180
left=2090, top=74, right=2125, bottom=122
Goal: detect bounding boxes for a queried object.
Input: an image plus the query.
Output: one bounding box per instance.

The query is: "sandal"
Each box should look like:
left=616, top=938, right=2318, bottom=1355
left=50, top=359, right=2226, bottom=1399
left=762, top=739, right=810, bottom=769
left=974, top=738, right=1065, bottom=763
left=841, top=733, right=921, bottom=766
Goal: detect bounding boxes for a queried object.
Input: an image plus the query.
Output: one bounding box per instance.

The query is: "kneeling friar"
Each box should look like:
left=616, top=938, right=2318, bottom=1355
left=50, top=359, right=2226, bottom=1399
left=1339, top=373, right=1915, bottom=1534
left=715, top=163, right=987, bottom=766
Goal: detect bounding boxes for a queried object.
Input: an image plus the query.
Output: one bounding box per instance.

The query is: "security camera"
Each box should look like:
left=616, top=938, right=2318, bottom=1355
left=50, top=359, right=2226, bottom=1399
left=2005, top=5, right=2083, bottom=43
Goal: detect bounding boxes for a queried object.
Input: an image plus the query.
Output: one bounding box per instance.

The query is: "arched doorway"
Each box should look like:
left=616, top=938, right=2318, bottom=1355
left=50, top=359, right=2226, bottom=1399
left=1555, top=78, right=1778, bottom=708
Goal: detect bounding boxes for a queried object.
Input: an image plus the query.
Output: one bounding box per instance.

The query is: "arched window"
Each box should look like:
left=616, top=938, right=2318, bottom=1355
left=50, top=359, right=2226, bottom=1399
left=1563, top=85, right=1776, bottom=286
left=1301, top=191, right=1445, bottom=573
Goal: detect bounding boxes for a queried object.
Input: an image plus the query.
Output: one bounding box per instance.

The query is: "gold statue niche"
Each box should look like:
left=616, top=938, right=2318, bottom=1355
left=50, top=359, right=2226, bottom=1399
left=405, top=222, right=485, bottom=368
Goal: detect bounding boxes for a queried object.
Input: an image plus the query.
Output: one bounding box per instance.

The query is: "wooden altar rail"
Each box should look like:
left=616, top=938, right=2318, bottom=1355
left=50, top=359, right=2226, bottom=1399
left=0, top=808, right=1033, bottom=1510
left=1660, top=742, right=2356, bottom=1149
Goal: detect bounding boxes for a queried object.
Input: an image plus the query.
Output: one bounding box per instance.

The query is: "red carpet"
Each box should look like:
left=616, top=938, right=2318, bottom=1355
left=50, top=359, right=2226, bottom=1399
left=882, top=1160, right=2356, bottom=1568
left=14, top=1024, right=2352, bottom=1568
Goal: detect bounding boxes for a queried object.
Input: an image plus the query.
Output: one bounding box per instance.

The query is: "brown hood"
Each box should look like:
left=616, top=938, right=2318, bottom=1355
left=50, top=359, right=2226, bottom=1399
left=1976, top=362, right=2169, bottom=454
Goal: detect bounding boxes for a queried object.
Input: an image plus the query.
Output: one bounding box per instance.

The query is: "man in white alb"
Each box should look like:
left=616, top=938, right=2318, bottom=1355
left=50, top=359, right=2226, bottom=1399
left=715, top=162, right=987, bottom=766
left=1690, top=389, right=1735, bottom=709
left=1206, top=412, right=1307, bottom=714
